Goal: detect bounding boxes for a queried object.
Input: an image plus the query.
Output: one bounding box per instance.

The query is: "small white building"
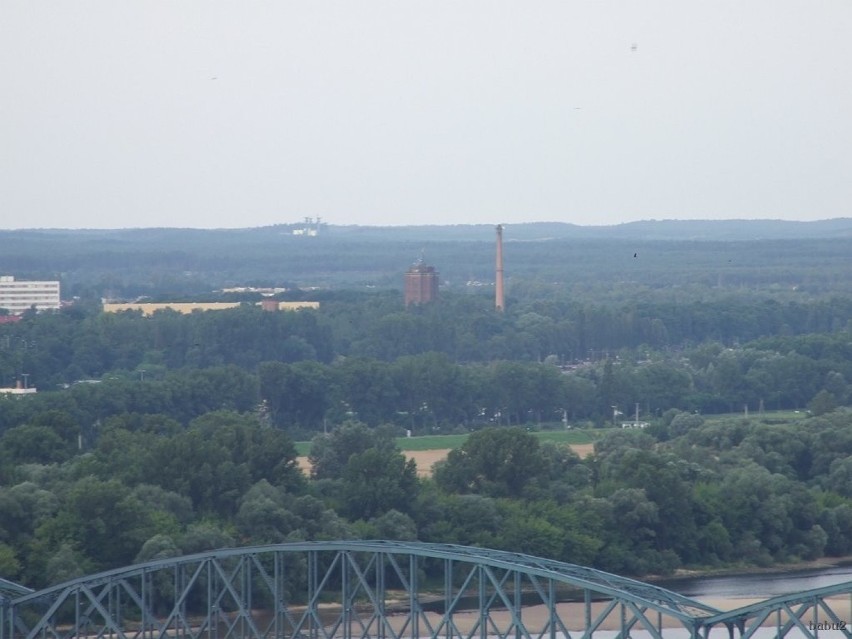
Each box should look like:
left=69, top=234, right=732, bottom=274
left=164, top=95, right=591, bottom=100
left=0, top=276, right=61, bottom=315
left=0, top=381, right=37, bottom=395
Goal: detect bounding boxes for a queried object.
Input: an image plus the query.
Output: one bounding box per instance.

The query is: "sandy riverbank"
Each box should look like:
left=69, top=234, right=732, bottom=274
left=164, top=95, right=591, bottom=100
left=317, top=595, right=850, bottom=633
left=297, top=443, right=596, bottom=478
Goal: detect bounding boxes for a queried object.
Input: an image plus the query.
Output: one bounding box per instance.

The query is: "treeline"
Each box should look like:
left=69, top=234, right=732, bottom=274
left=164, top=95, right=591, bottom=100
left=4, top=413, right=852, bottom=588
left=1, top=311, right=851, bottom=439
left=4, top=226, right=852, bottom=298
left=3, top=287, right=852, bottom=587
left=1, top=293, right=852, bottom=403
left=0, top=341, right=848, bottom=441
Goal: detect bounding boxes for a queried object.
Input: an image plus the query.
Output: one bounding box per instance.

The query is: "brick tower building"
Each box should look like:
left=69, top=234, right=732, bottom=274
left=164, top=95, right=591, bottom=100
left=404, top=260, right=439, bottom=307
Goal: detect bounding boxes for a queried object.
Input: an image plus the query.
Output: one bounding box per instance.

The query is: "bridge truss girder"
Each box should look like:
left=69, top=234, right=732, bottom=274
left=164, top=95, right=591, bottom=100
left=4, top=541, right=852, bottom=639
left=700, top=580, right=852, bottom=638
left=4, top=542, right=719, bottom=639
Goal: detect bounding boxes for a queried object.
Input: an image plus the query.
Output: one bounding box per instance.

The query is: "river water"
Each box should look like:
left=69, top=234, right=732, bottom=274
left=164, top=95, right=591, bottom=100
left=420, top=567, right=852, bottom=636
left=659, top=564, right=852, bottom=599
left=609, top=565, right=852, bottom=636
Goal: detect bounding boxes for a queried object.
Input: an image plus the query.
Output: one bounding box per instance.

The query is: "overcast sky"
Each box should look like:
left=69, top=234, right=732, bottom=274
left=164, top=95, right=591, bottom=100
left=1, top=2, right=850, bottom=230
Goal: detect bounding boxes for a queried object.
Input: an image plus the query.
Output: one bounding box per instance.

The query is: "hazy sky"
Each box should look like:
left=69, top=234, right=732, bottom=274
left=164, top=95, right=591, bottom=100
left=1, top=2, right=851, bottom=230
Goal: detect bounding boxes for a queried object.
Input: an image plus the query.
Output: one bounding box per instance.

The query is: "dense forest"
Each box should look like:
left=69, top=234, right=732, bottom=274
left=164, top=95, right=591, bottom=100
left=4, top=410, right=852, bottom=589
left=0, top=295, right=849, bottom=432
left=2, top=220, right=852, bottom=589
left=2, top=220, right=852, bottom=297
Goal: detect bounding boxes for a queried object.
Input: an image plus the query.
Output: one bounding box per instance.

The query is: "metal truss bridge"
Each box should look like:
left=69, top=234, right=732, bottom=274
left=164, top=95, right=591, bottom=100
left=2, top=541, right=851, bottom=639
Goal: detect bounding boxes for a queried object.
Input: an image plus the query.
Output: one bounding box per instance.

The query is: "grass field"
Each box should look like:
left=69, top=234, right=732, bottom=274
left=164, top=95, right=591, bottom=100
left=703, top=409, right=807, bottom=426
left=295, top=428, right=605, bottom=456
left=293, top=410, right=809, bottom=455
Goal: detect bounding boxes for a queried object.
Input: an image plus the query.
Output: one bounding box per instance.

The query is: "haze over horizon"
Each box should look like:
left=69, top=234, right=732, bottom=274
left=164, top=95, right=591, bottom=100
left=2, top=2, right=850, bottom=230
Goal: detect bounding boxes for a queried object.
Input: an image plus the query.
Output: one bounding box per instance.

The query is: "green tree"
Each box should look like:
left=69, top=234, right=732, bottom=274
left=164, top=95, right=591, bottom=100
left=635, top=362, right=692, bottom=412
left=39, top=477, right=158, bottom=571
left=341, top=446, right=418, bottom=520
left=149, top=412, right=302, bottom=516
left=135, top=534, right=181, bottom=563
left=809, top=390, right=838, bottom=417
left=668, top=412, right=705, bottom=438
left=0, top=425, right=71, bottom=465
left=332, top=358, right=398, bottom=425
left=0, top=542, right=21, bottom=579
left=235, top=480, right=299, bottom=543
left=391, top=353, right=474, bottom=429
left=309, top=421, right=382, bottom=480
left=44, top=544, right=89, bottom=585
left=259, top=361, right=331, bottom=429
left=370, top=509, right=418, bottom=541
left=494, top=504, right=566, bottom=559
left=434, top=427, right=548, bottom=498
left=179, top=523, right=234, bottom=555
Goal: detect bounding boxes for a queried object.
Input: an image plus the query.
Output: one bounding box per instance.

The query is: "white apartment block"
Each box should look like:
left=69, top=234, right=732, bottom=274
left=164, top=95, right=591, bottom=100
left=0, top=276, right=61, bottom=315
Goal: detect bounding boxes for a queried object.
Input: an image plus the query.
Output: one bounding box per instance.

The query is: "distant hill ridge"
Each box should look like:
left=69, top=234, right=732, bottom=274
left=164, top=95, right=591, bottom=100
left=3, top=217, right=852, bottom=296
left=280, top=218, right=852, bottom=242
left=3, top=218, right=851, bottom=242
left=604, top=218, right=852, bottom=240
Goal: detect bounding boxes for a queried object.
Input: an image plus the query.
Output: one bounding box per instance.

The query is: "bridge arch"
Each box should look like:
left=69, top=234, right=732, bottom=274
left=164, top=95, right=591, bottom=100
left=3, top=541, right=851, bottom=638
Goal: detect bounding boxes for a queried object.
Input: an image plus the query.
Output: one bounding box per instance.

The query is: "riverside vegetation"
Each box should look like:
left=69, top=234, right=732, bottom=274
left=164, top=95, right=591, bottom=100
left=2, top=222, right=852, bottom=588
left=1, top=299, right=852, bottom=589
